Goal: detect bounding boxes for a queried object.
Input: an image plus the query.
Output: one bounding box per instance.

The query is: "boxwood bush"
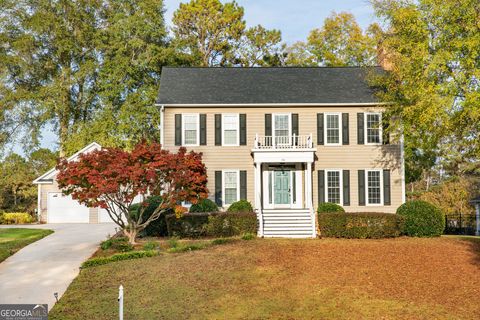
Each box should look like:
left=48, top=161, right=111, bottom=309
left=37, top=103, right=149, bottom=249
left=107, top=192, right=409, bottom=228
left=128, top=196, right=171, bottom=237
left=165, top=213, right=210, bottom=238
left=206, top=212, right=257, bottom=237
left=318, top=212, right=405, bottom=238
left=189, top=198, right=218, bottom=213
left=227, top=200, right=254, bottom=213
left=396, top=200, right=444, bottom=237
left=317, top=203, right=345, bottom=213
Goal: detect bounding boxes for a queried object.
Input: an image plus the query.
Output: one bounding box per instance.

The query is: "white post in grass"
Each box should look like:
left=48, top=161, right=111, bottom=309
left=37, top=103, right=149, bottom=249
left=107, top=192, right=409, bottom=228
left=118, top=285, right=124, bottom=320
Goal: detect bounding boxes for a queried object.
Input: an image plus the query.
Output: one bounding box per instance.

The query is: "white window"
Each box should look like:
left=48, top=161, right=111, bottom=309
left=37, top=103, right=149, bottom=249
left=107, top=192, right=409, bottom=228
left=365, top=113, right=382, bottom=145
left=222, top=114, right=239, bottom=146
left=182, top=114, right=199, bottom=146
left=273, top=113, right=291, bottom=145
left=223, top=170, right=239, bottom=206
left=366, top=170, right=383, bottom=205
left=325, top=113, right=342, bottom=145
left=325, top=170, right=342, bottom=204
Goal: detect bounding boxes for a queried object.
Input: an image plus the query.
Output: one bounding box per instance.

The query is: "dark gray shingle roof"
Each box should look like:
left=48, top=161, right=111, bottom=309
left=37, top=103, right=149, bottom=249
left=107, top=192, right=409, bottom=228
left=156, top=67, right=381, bottom=105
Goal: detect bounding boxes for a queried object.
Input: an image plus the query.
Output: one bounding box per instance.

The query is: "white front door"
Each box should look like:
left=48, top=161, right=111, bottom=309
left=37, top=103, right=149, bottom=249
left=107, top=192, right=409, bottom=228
left=47, top=193, right=89, bottom=223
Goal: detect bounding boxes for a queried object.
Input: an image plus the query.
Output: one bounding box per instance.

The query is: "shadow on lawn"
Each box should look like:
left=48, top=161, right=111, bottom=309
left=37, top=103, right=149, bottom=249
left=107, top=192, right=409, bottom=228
left=458, top=236, right=480, bottom=266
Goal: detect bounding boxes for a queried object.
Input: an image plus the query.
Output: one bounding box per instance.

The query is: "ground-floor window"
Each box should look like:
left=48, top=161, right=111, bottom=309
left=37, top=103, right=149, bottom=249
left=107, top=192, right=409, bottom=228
left=223, top=170, right=239, bottom=205
left=366, top=170, right=382, bottom=205
left=326, top=170, right=342, bottom=204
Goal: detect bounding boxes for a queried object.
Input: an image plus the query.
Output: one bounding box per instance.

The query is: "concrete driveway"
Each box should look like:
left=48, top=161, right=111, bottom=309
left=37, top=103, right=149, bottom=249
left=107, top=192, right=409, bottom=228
left=0, top=223, right=117, bottom=310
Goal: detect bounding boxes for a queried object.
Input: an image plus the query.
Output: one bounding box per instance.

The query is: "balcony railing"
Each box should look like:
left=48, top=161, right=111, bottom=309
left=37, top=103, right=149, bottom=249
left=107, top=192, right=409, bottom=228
left=254, top=134, right=313, bottom=150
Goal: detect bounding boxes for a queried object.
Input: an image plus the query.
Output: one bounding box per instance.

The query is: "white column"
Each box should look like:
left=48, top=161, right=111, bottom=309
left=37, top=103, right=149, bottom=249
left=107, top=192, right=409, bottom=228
left=255, top=162, right=263, bottom=237
left=306, top=162, right=316, bottom=237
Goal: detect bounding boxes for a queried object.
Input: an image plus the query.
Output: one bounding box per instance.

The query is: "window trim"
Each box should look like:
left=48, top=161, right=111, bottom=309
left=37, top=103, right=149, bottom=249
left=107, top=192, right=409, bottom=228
left=324, top=112, right=343, bottom=146
left=325, top=169, right=343, bottom=204
left=221, top=113, right=240, bottom=146
left=364, top=112, right=383, bottom=145
left=222, top=169, right=240, bottom=206
left=365, top=169, right=384, bottom=206
left=181, top=113, right=200, bottom=146
left=272, top=113, right=292, bottom=143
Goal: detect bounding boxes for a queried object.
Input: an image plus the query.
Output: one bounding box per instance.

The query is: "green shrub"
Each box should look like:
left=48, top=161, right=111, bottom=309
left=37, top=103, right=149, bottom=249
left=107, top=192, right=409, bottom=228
left=167, top=243, right=207, bottom=253
left=167, top=237, right=179, bottom=248
left=317, top=203, right=345, bottom=213
left=128, top=196, right=171, bottom=237
left=81, top=250, right=158, bottom=268
left=165, top=213, right=210, bottom=238
left=318, top=212, right=405, bottom=239
left=227, top=199, right=254, bottom=213
left=206, top=212, right=257, bottom=237
left=1, top=212, right=34, bottom=224
left=100, top=236, right=133, bottom=252
left=241, top=232, right=256, bottom=240
left=396, top=200, right=445, bottom=237
left=142, top=241, right=158, bottom=251
left=189, top=198, right=218, bottom=213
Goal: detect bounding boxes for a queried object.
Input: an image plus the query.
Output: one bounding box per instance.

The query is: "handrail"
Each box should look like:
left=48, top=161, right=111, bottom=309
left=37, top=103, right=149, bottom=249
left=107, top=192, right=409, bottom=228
left=254, top=133, right=313, bottom=150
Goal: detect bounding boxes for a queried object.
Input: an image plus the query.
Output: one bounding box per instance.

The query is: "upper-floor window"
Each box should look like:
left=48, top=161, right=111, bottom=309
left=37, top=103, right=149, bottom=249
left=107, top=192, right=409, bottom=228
left=366, top=169, right=383, bottom=205
left=326, top=170, right=342, bottom=204
left=325, top=113, right=342, bottom=146
left=365, top=112, right=382, bottom=145
left=182, top=113, right=199, bottom=146
left=223, top=170, right=239, bottom=205
left=222, top=114, right=239, bottom=146
left=273, top=113, right=291, bottom=145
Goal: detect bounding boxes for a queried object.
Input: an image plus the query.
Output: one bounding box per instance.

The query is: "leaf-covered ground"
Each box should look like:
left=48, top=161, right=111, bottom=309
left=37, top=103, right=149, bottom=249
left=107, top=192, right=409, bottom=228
left=50, top=236, right=480, bottom=320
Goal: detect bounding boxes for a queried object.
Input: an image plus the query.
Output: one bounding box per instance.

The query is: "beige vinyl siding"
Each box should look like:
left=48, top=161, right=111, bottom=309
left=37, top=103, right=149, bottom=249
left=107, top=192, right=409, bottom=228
left=163, top=106, right=403, bottom=213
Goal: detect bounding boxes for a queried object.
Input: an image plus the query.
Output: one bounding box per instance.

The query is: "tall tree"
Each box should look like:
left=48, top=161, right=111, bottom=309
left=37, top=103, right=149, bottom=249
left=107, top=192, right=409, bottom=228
left=172, top=0, right=245, bottom=66
left=306, top=12, right=378, bottom=66
left=371, top=0, right=480, bottom=177
left=0, top=153, right=32, bottom=207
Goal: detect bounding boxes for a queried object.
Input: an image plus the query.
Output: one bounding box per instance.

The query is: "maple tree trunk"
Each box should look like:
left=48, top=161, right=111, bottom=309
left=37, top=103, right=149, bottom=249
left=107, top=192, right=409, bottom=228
left=123, top=225, right=138, bottom=245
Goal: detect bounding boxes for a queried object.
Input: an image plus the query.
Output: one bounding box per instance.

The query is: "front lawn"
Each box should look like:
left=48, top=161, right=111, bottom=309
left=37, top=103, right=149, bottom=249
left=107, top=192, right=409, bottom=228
left=50, top=236, right=480, bottom=320
left=0, top=228, right=54, bottom=262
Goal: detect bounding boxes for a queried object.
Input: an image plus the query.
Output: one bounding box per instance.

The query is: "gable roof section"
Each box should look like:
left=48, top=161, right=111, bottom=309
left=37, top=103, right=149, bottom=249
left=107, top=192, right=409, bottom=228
left=33, top=142, right=102, bottom=184
left=156, top=67, right=382, bottom=106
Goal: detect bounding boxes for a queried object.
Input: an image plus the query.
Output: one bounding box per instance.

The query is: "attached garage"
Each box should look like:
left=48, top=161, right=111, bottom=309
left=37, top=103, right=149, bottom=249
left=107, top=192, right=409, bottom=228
left=33, top=142, right=110, bottom=224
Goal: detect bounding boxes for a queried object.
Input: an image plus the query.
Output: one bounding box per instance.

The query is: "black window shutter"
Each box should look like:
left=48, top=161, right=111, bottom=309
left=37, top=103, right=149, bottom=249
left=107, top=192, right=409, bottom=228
left=240, top=114, right=247, bottom=145
left=200, top=114, right=207, bottom=145
left=342, top=113, right=349, bottom=145
left=175, top=114, right=182, bottom=146
left=357, top=113, right=364, bottom=145
left=292, top=113, right=299, bottom=135
left=343, top=170, right=350, bottom=206
left=317, top=113, right=324, bottom=145
left=318, top=170, right=325, bottom=204
left=240, top=170, right=247, bottom=200
left=383, top=169, right=391, bottom=205
left=265, top=114, right=272, bottom=136
left=358, top=170, right=365, bottom=206
left=382, top=115, right=390, bottom=145
left=215, top=114, right=221, bottom=146
left=215, top=171, right=222, bottom=206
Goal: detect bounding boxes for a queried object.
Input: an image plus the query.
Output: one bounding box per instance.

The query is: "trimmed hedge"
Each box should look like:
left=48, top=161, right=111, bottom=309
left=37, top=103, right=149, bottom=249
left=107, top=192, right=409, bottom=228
left=206, top=212, right=257, bottom=237
left=318, top=212, right=405, bottom=239
left=396, top=200, right=445, bottom=237
left=81, top=250, right=158, bottom=268
left=227, top=200, right=254, bottom=213
left=317, top=203, right=345, bottom=213
left=189, top=198, right=218, bottom=213
left=165, top=212, right=257, bottom=238
left=128, top=196, right=171, bottom=237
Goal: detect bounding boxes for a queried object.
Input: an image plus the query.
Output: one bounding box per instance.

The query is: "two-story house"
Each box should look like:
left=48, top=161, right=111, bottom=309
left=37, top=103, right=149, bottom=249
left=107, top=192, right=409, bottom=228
left=157, top=67, right=405, bottom=238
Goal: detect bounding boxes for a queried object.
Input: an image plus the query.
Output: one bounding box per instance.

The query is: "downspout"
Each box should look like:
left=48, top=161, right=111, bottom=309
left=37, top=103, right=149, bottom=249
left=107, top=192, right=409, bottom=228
left=400, top=130, right=406, bottom=204
left=156, top=104, right=165, bottom=147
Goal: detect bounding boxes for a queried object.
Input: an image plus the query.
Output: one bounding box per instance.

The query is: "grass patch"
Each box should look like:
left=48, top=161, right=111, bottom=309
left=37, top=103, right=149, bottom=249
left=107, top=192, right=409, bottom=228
left=81, top=250, right=159, bottom=268
left=50, top=237, right=480, bottom=319
left=0, top=228, right=53, bottom=262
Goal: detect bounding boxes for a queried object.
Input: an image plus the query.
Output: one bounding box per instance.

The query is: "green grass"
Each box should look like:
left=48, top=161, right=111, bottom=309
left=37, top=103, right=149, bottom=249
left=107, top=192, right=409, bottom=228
left=50, top=236, right=480, bottom=319
left=0, top=228, right=54, bottom=262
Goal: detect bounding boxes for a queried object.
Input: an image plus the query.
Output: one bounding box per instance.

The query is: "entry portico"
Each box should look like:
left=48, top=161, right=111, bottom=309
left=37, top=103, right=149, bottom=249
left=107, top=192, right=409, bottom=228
left=253, top=134, right=316, bottom=238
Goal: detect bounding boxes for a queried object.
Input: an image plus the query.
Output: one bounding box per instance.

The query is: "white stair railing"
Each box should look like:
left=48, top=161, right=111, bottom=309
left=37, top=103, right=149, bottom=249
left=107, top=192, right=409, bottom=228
left=254, top=134, right=313, bottom=150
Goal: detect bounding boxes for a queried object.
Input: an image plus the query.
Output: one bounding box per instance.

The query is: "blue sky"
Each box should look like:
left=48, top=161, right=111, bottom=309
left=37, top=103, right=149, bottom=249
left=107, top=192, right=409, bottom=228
left=27, top=0, right=377, bottom=154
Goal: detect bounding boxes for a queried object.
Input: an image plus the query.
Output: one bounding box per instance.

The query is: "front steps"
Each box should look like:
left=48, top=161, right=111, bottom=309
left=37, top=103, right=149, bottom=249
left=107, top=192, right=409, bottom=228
left=261, top=209, right=315, bottom=238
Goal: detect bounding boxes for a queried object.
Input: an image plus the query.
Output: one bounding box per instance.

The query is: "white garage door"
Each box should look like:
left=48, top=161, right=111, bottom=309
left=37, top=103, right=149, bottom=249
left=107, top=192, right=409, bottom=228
left=48, top=193, right=90, bottom=223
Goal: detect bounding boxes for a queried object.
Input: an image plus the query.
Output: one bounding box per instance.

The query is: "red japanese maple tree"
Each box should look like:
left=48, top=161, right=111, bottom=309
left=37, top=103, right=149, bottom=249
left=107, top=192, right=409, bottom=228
left=56, top=142, right=208, bottom=244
